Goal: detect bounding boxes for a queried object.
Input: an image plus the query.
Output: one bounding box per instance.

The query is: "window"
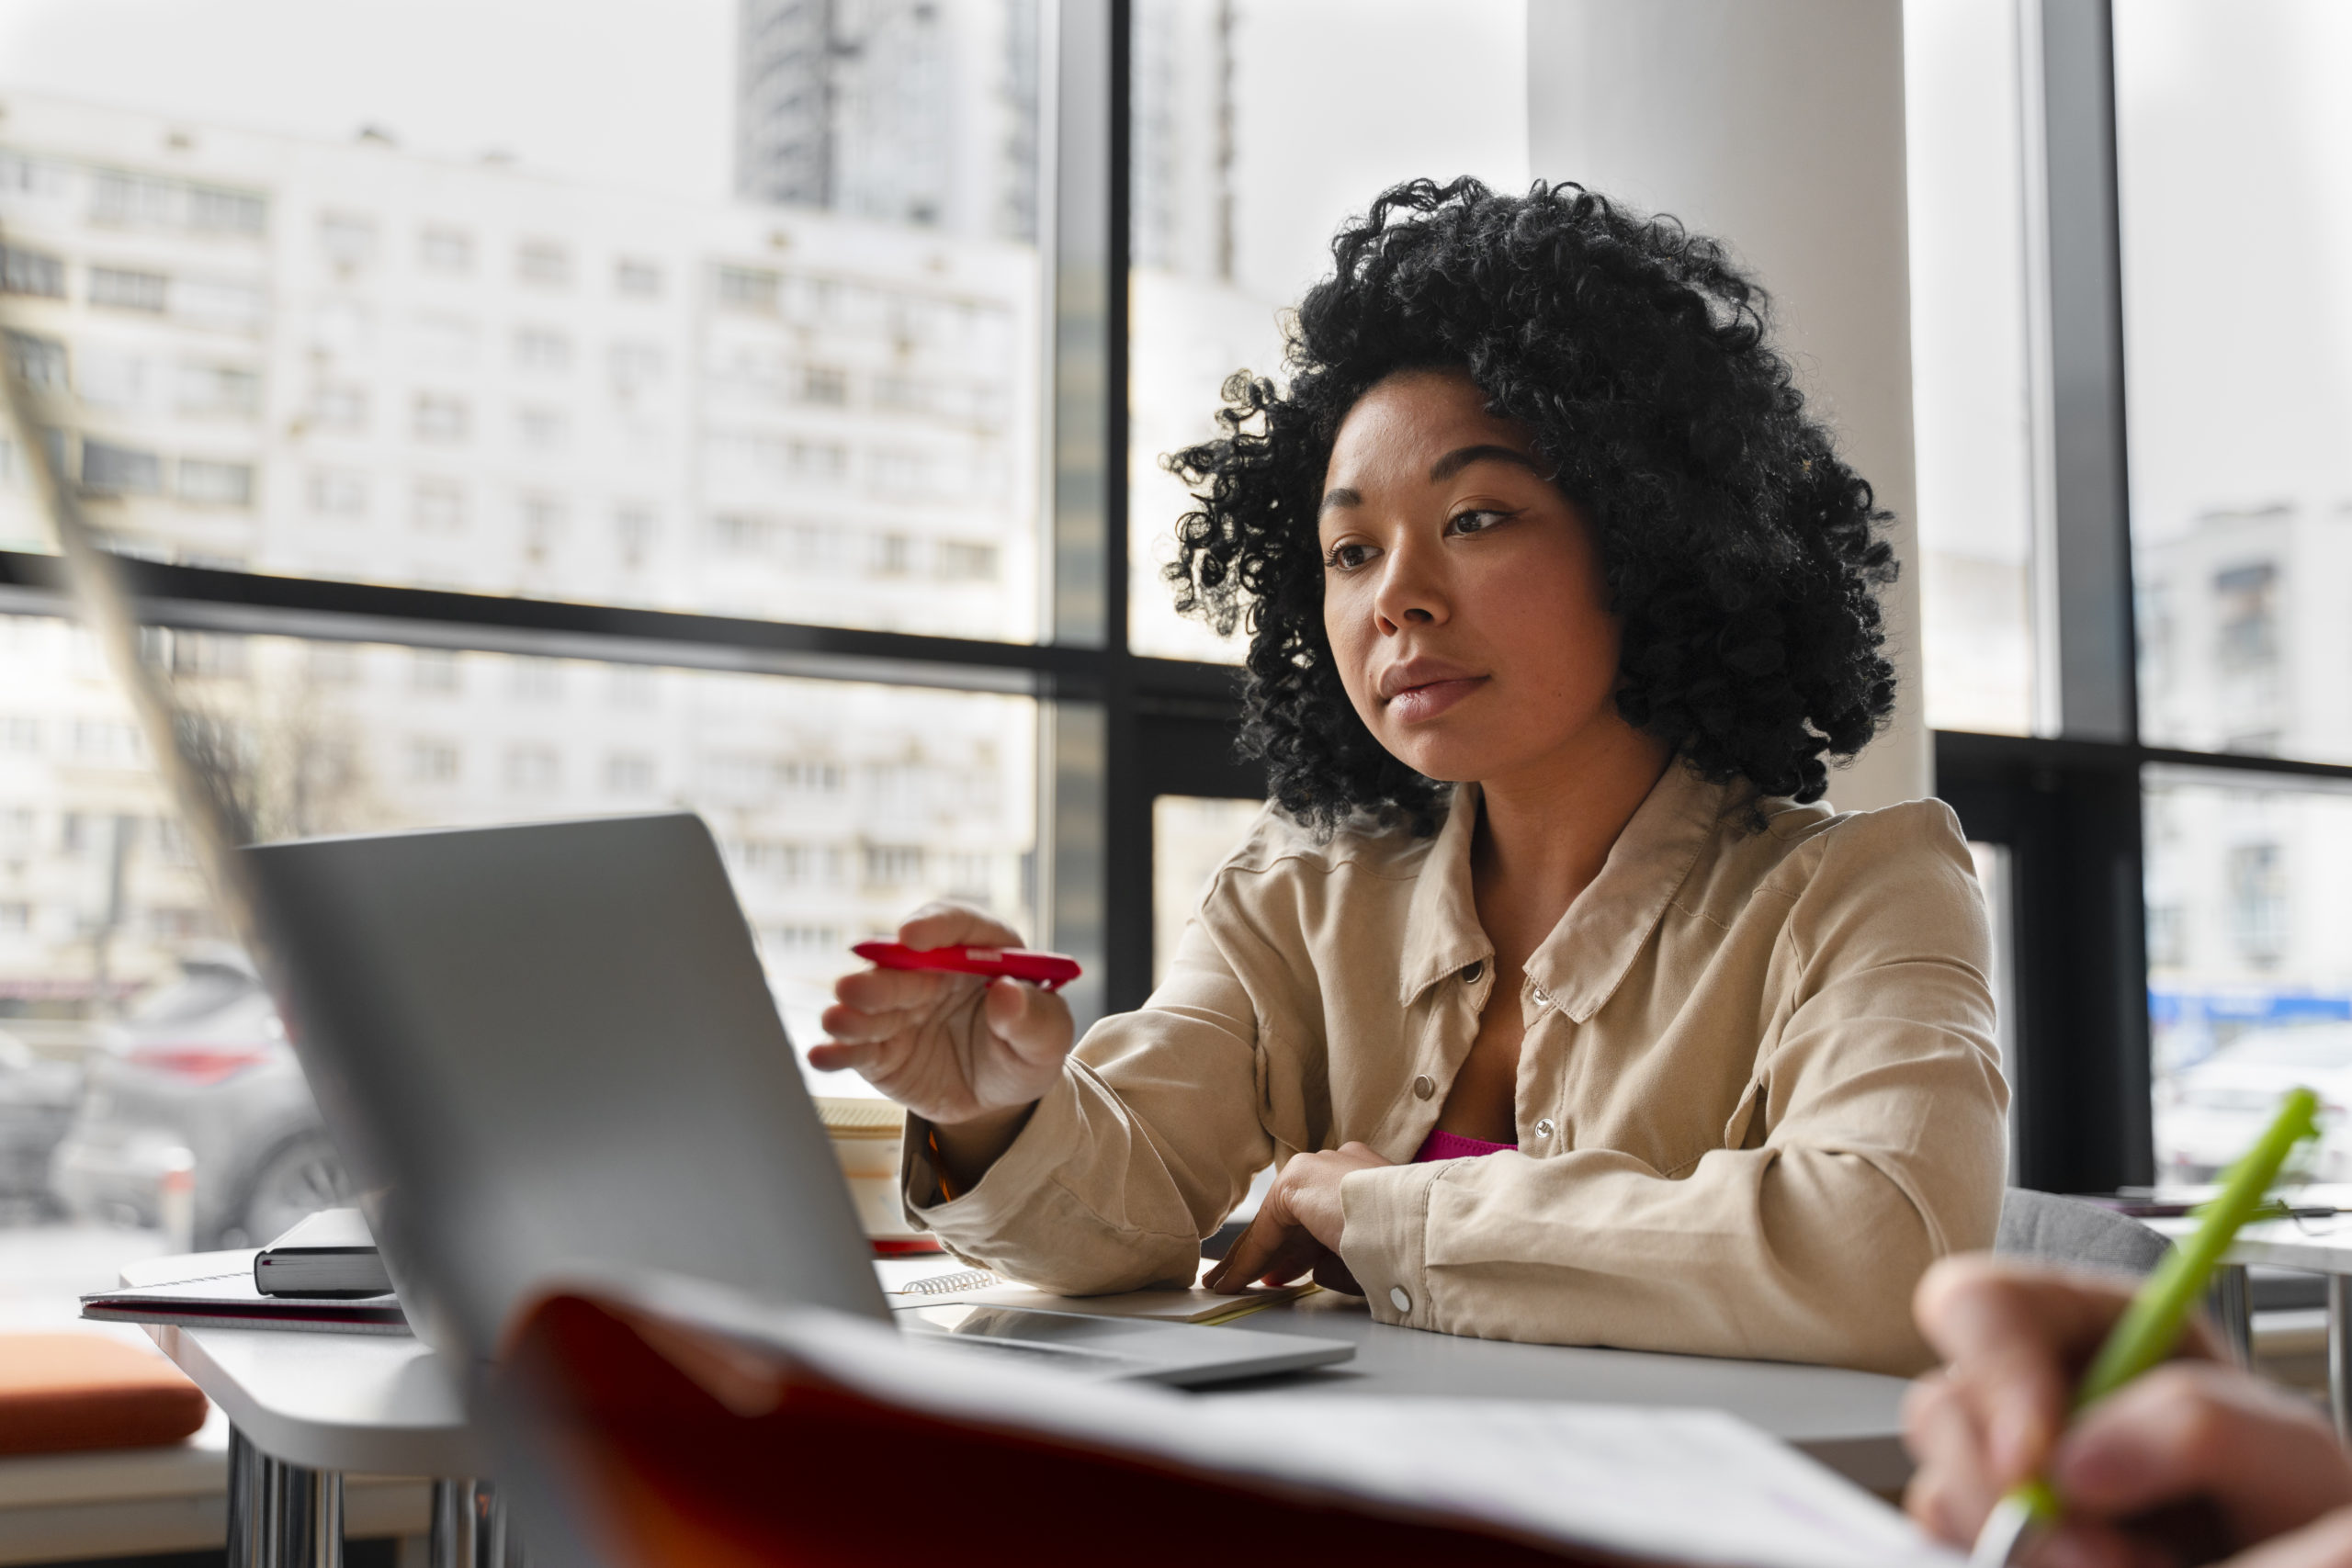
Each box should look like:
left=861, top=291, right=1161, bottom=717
left=1, top=244, right=65, bottom=298
left=608, top=341, right=664, bottom=395
left=176, top=363, right=262, bottom=417
left=6, top=330, right=66, bottom=389
left=177, top=459, right=255, bottom=507
left=311, top=384, right=369, bottom=432
left=519, top=495, right=567, bottom=562
left=797, top=365, right=850, bottom=405
left=413, top=393, right=469, bottom=444
left=89, top=265, right=168, bottom=313
left=716, top=265, right=780, bottom=311
left=515, top=407, right=569, bottom=451
left=188, top=186, right=267, bottom=236
left=604, top=751, right=655, bottom=795
left=515, top=240, right=571, bottom=287
left=80, top=440, right=163, bottom=493
left=615, top=507, right=656, bottom=568
left=413, top=479, right=468, bottom=534
left=615, top=257, right=662, bottom=298
left=409, top=649, right=461, bottom=694
left=418, top=227, right=473, bottom=274
left=306, top=468, right=369, bottom=518
left=317, top=212, right=378, bottom=268
left=514, top=328, right=571, bottom=374
left=406, top=739, right=460, bottom=783
left=502, top=744, right=560, bottom=791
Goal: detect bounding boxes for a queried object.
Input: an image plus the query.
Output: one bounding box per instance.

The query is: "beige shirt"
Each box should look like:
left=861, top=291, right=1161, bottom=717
left=902, top=762, right=2007, bottom=1376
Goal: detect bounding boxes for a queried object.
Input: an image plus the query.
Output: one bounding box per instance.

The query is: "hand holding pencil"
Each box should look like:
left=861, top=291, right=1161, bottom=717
left=1905, top=1090, right=2352, bottom=1567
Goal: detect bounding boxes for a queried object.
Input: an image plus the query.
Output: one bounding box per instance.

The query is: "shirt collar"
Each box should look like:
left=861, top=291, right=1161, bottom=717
left=1396, top=764, right=1736, bottom=1018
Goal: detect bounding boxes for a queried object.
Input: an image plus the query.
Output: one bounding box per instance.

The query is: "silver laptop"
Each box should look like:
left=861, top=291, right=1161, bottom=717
left=242, top=812, right=1351, bottom=1386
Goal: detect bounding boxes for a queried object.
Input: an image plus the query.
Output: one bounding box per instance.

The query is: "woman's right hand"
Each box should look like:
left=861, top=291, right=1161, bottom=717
left=809, top=903, right=1076, bottom=1134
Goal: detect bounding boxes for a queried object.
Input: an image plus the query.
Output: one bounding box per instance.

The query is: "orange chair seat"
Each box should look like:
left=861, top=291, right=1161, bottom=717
left=0, top=1334, right=209, bottom=1456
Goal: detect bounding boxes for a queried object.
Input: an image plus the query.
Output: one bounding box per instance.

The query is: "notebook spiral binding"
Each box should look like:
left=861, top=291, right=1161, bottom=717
left=894, top=1269, right=999, bottom=1297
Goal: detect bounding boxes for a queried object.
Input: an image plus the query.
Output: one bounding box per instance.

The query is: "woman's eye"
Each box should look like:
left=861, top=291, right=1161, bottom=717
left=1325, top=542, right=1374, bottom=571
left=1447, top=509, right=1508, bottom=536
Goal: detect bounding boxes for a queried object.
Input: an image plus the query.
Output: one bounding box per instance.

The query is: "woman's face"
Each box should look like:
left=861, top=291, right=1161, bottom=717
left=1318, top=367, right=1630, bottom=786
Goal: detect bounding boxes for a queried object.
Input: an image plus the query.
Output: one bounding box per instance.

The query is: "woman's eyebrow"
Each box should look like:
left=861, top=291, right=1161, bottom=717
left=1429, top=444, right=1542, bottom=483
left=1317, top=485, right=1363, bottom=514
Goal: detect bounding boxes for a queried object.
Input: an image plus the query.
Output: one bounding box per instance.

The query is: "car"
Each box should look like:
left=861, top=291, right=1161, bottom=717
left=0, top=1029, right=83, bottom=1208
left=2154, top=1022, right=2352, bottom=1185
left=50, top=947, right=349, bottom=1249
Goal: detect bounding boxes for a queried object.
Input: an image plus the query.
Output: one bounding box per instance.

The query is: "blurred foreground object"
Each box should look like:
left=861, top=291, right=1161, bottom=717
left=0, top=1332, right=207, bottom=1455
left=496, top=1275, right=1951, bottom=1568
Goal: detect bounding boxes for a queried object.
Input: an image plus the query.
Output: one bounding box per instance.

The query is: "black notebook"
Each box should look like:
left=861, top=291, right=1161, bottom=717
left=254, top=1207, right=391, bottom=1297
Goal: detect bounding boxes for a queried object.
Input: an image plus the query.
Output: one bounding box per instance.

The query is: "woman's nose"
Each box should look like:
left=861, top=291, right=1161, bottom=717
left=1372, top=544, right=1447, bottom=634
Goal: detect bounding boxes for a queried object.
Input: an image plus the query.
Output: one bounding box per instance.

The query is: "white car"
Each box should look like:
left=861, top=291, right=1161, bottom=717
left=2154, top=1023, right=2352, bottom=1184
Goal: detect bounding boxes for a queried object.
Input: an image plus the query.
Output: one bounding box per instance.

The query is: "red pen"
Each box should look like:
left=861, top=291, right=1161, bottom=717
left=852, top=941, right=1082, bottom=992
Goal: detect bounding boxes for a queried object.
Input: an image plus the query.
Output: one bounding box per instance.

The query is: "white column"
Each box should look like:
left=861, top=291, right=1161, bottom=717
left=1526, top=0, right=1927, bottom=811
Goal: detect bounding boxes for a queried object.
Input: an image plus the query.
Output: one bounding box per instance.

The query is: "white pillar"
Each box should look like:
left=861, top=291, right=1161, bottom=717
left=1526, top=0, right=1928, bottom=811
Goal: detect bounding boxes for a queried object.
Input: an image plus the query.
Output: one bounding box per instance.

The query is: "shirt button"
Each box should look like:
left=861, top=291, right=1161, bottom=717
left=1389, top=1285, right=1412, bottom=1314
left=1532, top=1117, right=1557, bottom=1140
left=1461, top=960, right=1483, bottom=983
left=1412, top=1074, right=1435, bottom=1100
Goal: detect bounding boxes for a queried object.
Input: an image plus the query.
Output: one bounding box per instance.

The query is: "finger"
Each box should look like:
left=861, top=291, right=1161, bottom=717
left=1903, top=1372, right=1999, bottom=1544
left=2051, top=1363, right=2352, bottom=1539
left=981, top=976, right=1076, bottom=1062
left=820, top=1000, right=921, bottom=1043
left=2213, top=1506, right=2352, bottom=1568
left=1917, top=1258, right=2152, bottom=1483
left=1204, top=1206, right=1288, bottom=1292
left=804, top=1039, right=872, bottom=1072
left=896, top=902, right=1028, bottom=953
left=833, top=965, right=955, bottom=1014
left=1312, top=1255, right=1363, bottom=1295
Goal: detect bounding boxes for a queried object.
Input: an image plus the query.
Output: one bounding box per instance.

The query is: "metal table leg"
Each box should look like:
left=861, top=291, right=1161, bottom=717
left=2329, top=1276, right=2352, bottom=1446
left=2211, top=1263, right=2255, bottom=1370
left=432, top=1478, right=520, bottom=1568
left=224, top=1426, right=344, bottom=1568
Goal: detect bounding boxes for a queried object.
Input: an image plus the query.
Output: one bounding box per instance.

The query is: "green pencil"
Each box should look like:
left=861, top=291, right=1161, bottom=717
left=1968, top=1086, right=2324, bottom=1567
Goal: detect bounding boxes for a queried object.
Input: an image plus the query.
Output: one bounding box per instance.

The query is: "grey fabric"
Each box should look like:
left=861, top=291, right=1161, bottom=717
left=1995, top=1188, right=2171, bottom=1277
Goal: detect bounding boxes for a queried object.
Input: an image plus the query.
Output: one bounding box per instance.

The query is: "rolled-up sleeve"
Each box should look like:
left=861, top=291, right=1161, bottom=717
left=1339, top=806, right=2007, bottom=1376
left=899, top=915, right=1277, bottom=1295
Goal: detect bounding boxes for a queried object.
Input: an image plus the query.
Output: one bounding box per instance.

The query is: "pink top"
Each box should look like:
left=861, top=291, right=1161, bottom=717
left=1413, top=1127, right=1516, bottom=1162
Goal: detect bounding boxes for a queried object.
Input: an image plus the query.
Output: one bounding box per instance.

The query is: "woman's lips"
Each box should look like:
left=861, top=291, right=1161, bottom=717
left=1385, top=676, right=1486, bottom=724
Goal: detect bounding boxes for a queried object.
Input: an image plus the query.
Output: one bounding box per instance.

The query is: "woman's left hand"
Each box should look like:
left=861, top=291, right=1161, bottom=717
left=1204, top=1142, right=1393, bottom=1296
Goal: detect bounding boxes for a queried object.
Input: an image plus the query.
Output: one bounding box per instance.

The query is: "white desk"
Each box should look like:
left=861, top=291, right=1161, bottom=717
left=133, top=1260, right=1916, bottom=1565
left=2149, top=1193, right=2352, bottom=1442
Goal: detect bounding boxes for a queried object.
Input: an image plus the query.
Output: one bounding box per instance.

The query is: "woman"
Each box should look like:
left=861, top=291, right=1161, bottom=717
left=817, top=178, right=2006, bottom=1375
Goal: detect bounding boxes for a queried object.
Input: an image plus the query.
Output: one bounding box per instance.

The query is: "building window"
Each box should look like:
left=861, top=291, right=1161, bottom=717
left=862, top=843, right=925, bottom=886
left=80, top=440, right=163, bottom=493
left=716, top=265, right=780, bottom=311
left=515, top=240, right=571, bottom=288
left=89, top=265, right=168, bottom=313
left=0, top=244, right=65, bottom=298
left=175, top=362, right=262, bottom=417
left=508, top=659, right=564, bottom=703
left=0, top=903, right=29, bottom=937
left=405, top=739, right=460, bottom=784
left=2214, top=563, right=2279, bottom=673
left=317, top=212, right=377, bottom=268
left=615, top=257, right=662, bottom=298
left=311, top=384, right=369, bottom=432
left=608, top=341, right=664, bottom=395
left=413, top=393, right=469, bottom=444
left=5, top=330, right=66, bottom=389
left=514, top=327, right=571, bottom=374
left=306, top=468, right=369, bottom=518
left=939, top=541, right=997, bottom=581
left=604, top=751, right=655, bottom=794
left=615, top=507, right=656, bottom=569
left=520, top=495, right=567, bottom=563
left=2227, top=842, right=2288, bottom=968
left=418, top=226, right=473, bottom=274
left=1, top=716, right=39, bottom=752
left=516, top=407, right=570, bottom=451
left=413, top=479, right=467, bottom=534
left=409, top=649, right=461, bottom=694
left=188, top=186, right=266, bottom=235
left=177, top=458, right=255, bottom=507
left=503, top=744, right=560, bottom=791
left=797, top=365, right=850, bottom=406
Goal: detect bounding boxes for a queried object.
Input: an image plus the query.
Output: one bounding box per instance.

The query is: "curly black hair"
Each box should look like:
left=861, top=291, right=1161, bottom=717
left=1166, top=177, right=1896, bottom=835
